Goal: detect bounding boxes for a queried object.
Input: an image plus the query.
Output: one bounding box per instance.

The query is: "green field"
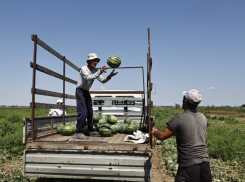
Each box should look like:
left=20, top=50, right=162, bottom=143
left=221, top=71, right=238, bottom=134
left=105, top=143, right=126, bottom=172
left=152, top=107, right=245, bottom=182
left=0, top=107, right=245, bottom=181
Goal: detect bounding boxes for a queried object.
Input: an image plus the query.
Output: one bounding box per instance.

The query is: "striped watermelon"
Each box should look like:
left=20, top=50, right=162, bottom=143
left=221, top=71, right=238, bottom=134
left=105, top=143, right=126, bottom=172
left=107, top=55, right=121, bottom=68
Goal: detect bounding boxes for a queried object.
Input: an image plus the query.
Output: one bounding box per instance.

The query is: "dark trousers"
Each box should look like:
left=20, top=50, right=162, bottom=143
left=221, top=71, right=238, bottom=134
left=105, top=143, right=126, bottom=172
left=75, top=88, right=93, bottom=133
left=175, top=161, right=212, bottom=182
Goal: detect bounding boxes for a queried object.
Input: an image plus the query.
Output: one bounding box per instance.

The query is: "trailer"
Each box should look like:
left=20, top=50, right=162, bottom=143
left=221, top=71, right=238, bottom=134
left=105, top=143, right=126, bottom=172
left=23, top=28, right=155, bottom=181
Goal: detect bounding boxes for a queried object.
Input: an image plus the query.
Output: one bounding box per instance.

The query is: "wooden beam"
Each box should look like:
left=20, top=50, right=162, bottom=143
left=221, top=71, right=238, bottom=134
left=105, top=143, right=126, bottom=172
left=31, top=34, right=80, bottom=72
left=90, top=91, right=144, bottom=94
left=30, top=62, right=77, bottom=85
left=33, top=88, right=76, bottom=99
left=30, top=102, right=77, bottom=110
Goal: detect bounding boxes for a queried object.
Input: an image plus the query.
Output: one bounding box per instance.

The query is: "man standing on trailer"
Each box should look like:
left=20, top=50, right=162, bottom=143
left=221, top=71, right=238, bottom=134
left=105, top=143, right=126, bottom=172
left=48, top=99, right=67, bottom=116
left=75, top=53, right=118, bottom=139
left=151, top=89, right=212, bottom=182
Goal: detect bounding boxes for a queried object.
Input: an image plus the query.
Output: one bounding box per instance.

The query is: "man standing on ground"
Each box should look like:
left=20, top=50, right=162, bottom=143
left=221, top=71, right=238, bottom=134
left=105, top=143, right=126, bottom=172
left=75, top=53, right=118, bottom=139
left=151, top=89, right=212, bottom=182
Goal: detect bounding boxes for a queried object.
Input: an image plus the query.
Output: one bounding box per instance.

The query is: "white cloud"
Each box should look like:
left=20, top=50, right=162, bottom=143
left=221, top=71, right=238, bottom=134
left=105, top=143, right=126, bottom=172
left=101, top=86, right=107, bottom=90
left=208, top=87, right=215, bottom=89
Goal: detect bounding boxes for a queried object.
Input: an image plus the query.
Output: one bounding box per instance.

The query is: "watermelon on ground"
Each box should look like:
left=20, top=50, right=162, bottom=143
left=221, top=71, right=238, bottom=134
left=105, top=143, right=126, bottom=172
left=107, top=115, right=117, bottom=125
left=172, top=163, right=179, bottom=171
left=167, top=163, right=175, bottom=170
left=107, top=55, right=121, bottom=68
left=124, top=117, right=132, bottom=125
left=165, top=158, right=174, bottom=165
left=172, top=154, right=178, bottom=162
left=162, top=140, right=168, bottom=145
left=125, top=124, right=137, bottom=134
left=96, top=124, right=100, bottom=132
left=61, top=125, right=74, bottom=136
left=156, top=140, right=162, bottom=145
left=92, top=113, right=100, bottom=123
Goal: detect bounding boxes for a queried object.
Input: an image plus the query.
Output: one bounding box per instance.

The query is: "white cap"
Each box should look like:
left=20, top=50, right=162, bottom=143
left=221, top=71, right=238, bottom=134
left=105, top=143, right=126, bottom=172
left=87, top=53, right=100, bottom=62
left=57, top=99, right=63, bottom=103
left=182, top=89, right=202, bottom=105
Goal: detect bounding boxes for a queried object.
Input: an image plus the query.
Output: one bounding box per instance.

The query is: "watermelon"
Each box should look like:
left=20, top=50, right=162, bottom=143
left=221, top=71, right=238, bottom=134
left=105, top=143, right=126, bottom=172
left=107, top=55, right=121, bottom=68
left=110, top=125, right=119, bottom=134
left=57, top=124, right=64, bottom=134
left=125, top=124, right=137, bottom=134
left=167, top=163, right=175, bottom=170
left=166, top=158, right=174, bottom=165
left=83, top=125, right=88, bottom=135
left=98, top=119, right=107, bottom=125
left=107, top=115, right=117, bottom=125
left=96, top=124, right=100, bottom=132
left=99, top=127, right=112, bottom=137
left=100, top=114, right=108, bottom=120
left=92, top=113, right=100, bottom=123
left=61, top=125, right=74, bottom=136
left=119, top=124, right=128, bottom=133
left=162, top=140, right=168, bottom=145
left=172, top=163, right=179, bottom=171
left=172, top=154, right=178, bottom=162
left=124, top=117, right=132, bottom=125
left=156, top=140, right=162, bottom=145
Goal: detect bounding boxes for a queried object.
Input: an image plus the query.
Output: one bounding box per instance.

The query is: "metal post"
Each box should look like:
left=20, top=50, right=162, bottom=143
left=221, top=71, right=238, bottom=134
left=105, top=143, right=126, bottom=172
left=31, top=35, right=37, bottom=141
left=63, top=56, right=66, bottom=125
left=148, top=28, right=152, bottom=147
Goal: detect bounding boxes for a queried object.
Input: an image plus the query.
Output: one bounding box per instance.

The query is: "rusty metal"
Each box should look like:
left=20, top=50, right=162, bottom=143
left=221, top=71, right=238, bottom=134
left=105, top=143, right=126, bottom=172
left=90, top=91, right=144, bottom=94
left=31, top=35, right=37, bottom=142
left=63, top=56, right=66, bottom=125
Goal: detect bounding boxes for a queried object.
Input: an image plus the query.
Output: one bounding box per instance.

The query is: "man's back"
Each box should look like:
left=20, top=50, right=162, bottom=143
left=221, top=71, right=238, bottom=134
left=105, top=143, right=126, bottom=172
left=168, top=111, right=210, bottom=167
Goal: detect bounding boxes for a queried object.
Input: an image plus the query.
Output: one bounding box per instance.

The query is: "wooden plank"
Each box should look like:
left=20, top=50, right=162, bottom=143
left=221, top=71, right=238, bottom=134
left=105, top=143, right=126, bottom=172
left=30, top=62, right=77, bottom=85
left=92, top=105, right=143, bottom=108
left=91, top=97, right=143, bottom=101
left=108, top=133, right=121, bottom=143
left=34, top=88, right=76, bottom=99
left=90, top=91, right=144, bottom=94
left=30, top=102, right=77, bottom=110
left=31, top=34, right=80, bottom=72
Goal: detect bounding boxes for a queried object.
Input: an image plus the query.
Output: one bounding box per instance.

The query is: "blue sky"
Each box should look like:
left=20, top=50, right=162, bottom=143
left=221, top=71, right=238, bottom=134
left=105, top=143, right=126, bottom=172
left=0, top=0, right=244, bottom=107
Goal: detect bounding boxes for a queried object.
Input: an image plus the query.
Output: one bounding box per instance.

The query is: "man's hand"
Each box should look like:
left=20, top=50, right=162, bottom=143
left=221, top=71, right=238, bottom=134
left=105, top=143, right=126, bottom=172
left=151, top=128, right=159, bottom=136
left=108, top=69, right=118, bottom=79
left=151, top=126, right=175, bottom=141
left=100, top=66, right=107, bottom=73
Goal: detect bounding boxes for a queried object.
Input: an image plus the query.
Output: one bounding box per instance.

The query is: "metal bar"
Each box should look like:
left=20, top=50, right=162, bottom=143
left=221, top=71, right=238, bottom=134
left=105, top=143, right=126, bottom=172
left=89, top=91, right=144, bottom=94
left=31, top=34, right=80, bottom=72
left=31, top=35, right=37, bottom=142
left=30, top=62, right=77, bottom=85
left=63, top=56, right=65, bottom=125
left=33, top=88, right=76, bottom=99
left=30, top=102, right=77, bottom=110
left=148, top=28, right=152, bottom=148
left=91, top=97, right=143, bottom=101
left=92, top=105, right=143, bottom=108
left=25, top=115, right=78, bottom=120
left=95, top=66, right=143, bottom=69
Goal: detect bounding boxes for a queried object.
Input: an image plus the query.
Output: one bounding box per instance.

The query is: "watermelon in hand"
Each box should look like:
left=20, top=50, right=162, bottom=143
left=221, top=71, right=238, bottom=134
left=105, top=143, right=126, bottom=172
left=107, top=55, right=121, bottom=68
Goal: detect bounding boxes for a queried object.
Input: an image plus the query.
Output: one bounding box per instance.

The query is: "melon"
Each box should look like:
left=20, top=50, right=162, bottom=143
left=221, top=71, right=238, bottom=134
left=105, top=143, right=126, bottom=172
left=119, top=124, right=128, bottom=133
left=107, top=115, right=117, bottom=125
left=125, top=124, right=137, bottom=134
left=100, top=114, right=108, bottom=120
left=98, top=119, right=107, bottom=125
left=61, top=125, right=73, bottom=136
left=167, top=163, right=175, bottom=170
left=107, top=55, right=121, bottom=68
left=92, top=113, right=100, bottom=123
left=172, top=163, right=179, bottom=171
left=57, top=124, right=64, bottom=134
left=162, top=140, right=168, bottom=145
left=99, top=127, right=112, bottom=137
left=124, top=117, right=132, bottom=125
left=172, top=154, right=178, bottom=162
left=110, top=125, right=119, bottom=134
left=156, top=140, right=162, bottom=145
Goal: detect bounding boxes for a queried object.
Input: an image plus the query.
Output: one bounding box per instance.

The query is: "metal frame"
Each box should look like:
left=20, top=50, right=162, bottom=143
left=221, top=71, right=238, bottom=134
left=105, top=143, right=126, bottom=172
left=30, top=28, right=153, bottom=148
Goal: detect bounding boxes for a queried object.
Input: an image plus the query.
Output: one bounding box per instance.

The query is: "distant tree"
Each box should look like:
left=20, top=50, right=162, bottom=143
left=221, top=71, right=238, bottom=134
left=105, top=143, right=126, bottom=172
left=207, top=105, right=211, bottom=109
left=211, top=105, right=215, bottom=109
left=175, top=103, right=181, bottom=109
left=242, top=104, right=245, bottom=107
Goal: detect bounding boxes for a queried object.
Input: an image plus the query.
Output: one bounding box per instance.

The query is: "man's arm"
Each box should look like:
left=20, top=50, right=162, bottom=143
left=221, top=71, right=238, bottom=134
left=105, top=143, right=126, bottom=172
left=97, top=69, right=118, bottom=83
left=151, top=125, right=176, bottom=141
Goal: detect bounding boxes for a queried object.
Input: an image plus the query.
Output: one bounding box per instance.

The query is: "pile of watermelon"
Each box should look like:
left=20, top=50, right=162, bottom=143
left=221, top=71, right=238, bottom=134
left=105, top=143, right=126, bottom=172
left=95, top=115, right=148, bottom=137
left=156, top=139, right=169, bottom=145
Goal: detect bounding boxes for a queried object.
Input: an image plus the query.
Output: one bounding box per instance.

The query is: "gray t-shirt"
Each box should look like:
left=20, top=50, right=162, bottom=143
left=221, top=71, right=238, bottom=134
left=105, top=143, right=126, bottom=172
left=167, top=111, right=210, bottom=167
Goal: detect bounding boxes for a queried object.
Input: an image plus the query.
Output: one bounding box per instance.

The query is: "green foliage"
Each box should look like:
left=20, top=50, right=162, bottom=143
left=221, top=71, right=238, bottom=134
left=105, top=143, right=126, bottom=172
left=7, top=113, right=22, bottom=123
